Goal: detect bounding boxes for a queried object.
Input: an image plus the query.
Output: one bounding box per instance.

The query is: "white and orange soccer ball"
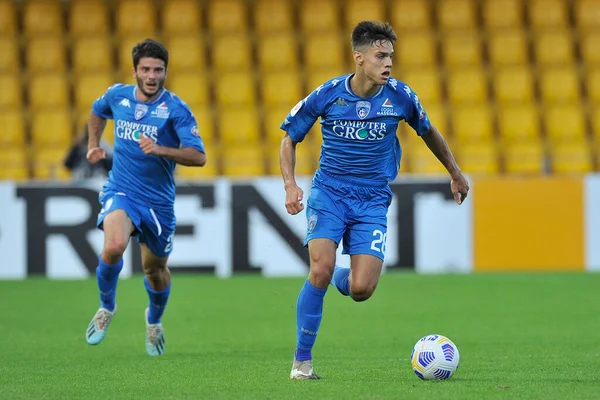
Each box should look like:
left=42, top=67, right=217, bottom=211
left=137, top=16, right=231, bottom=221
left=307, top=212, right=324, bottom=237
left=411, top=334, right=460, bottom=380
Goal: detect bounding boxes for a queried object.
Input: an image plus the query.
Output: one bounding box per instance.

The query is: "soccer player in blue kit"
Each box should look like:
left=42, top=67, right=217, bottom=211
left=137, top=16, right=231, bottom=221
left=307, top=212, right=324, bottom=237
left=84, top=39, right=206, bottom=356
left=280, top=22, right=470, bottom=379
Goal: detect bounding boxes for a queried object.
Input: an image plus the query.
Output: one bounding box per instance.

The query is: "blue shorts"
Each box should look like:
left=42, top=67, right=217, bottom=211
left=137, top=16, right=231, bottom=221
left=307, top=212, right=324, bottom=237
left=97, top=190, right=176, bottom=257
left=305, top=171, right=393, bottom=260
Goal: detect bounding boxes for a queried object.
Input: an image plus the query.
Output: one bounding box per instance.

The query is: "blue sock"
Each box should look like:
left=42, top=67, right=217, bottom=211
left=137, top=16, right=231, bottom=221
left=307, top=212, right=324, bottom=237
left=96, top=256, right=123, bottom=312
left=332, top=265, right=350, bottom=296
left=296, top=280, right=327, bottom=361
left=144, top=277, right=171, bottom=324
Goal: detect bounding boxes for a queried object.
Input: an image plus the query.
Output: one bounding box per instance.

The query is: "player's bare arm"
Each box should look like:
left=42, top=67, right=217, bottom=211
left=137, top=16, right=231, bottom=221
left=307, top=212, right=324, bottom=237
left=280, top=133, right=304, bottom=215
left=138, top=136, right=206, bottom=167
left=420, top=125, right=469, bottom=204
left=86, top=111, right=108, bottom=164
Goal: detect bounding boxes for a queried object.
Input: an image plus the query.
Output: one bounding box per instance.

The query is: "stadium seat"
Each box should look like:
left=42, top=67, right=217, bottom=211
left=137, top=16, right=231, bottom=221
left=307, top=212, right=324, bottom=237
left=162, top=0, right=201, bottom=36
left=26, top=37, right=66, bottom=73
left=396, top=32, right=436, bottom=67
left=539, top=68, right=581, bottom=103
left=28, top=73, right=69, bottom=109
left=167, top=72, right=209, bottom=106
left=442, top=32, right=482, bottom=68
left=390, top=0, right=431, bottom=31
left=504, top=142, right=545, bottom=174
left=254, top=0, right=293, bottom=35
left=30, top=109, right=73, bottom=149
left=115, top=0, right=156, bottom=37
left=493, top=66, right=535, bottom=104
left=208, top=0, right=247, bottom=34
left=437, top=0, right=477, bottom=31
left=0, top=0, right=16, bottom=37
left=488, top=29, right=528, bottom=66
left=403, top=131, right=448, bottom=174
left=0, top=109, right=25, bottom=147
left=550, top=141, right=593, bottom=174
left=306, top=69, right=348, bottom=93
left=72, top=37, right=114, bottom=73
left=177, top=162, right=218, bottom=180
left=0, top=147, right=28, bottom=181
left=165, top=36, right=204, bottom=72
left=529, top=0, right=568, bottom=29
left=575, top=0, right=600, bottom=30
left=345, top=0, right=385, bottom=28
left=212, top=35, right=252, bottom=72
left=0, top=74, right=22, bottom=108
left=533, top=30, right=574, bottom=66
left=498, top=105, right=540, bottom=144
left=451, top=105, right=494, bottom=144
left=545, top=104, right=587, bottom=144
left=267, top=141, right=316, bottom=176
left=586, top=68, right=600, bottom=103
left=118, top=36, right=145, bottom=77
left=215, top=72, right=255, bottom=107
left=262, top=71, right=303, bottom=108
left=455, top=142, right=500, bottom=175
left=590, top=105, right=600, bottom=143
left=257, top=34, right=299, bottom=71
left=23, top=0, right=63, bottom=37
left=300, top=0, right=339, bottom=33
left=304, top=34, right=345, bottom=71
left=74, top=72, right=114, bottom=113
left=32, top=148, right=72, bottom=180
left=218, top=106, right=260, bottom=147
left=402, top=68, right=442, bottom=104
left=69, top=0, right=109, bottom=36
left=186, top=105, right=215, bottom=147
left=422, top=102, right=448, bottom=136
left=0, top=38, right=19, bottom=73
left=264, top=105, right=292, bottom=145
left=580, top=32, right=600, bottom=66
left=222, top=146, right=266, bottom=177
left=482, top=0, right=523, bottom=29
left=447, top=68, right=488, bottom=104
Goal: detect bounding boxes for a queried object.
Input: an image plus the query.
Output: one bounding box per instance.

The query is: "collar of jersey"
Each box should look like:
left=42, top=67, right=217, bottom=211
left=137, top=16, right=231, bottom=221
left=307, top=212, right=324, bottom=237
left=344, top=74, right=385, bottom=99
left=132, top=86, right=167, bottom=104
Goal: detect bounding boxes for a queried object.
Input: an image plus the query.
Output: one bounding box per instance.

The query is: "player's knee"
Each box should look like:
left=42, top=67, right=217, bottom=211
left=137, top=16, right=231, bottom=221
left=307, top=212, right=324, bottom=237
left=144, top=264, right=170, bottom=287
left=308, top=259, right=335, bottom=287
left=102, top=238, right=128, bottom=260
left=350, top=281, right=377, bottom=302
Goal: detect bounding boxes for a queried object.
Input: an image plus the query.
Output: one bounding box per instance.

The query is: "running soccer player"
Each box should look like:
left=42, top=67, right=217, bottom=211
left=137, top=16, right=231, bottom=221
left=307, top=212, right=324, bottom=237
left=85, top=39, right=206, bottom=356
left=280, top=21, right=470, bottom=379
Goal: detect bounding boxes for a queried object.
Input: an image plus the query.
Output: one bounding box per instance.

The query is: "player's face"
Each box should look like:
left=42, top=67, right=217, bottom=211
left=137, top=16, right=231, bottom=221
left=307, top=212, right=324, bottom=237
left=134, top=57, right=167, bottom=100
left=361, top=40, right=394, bottom=85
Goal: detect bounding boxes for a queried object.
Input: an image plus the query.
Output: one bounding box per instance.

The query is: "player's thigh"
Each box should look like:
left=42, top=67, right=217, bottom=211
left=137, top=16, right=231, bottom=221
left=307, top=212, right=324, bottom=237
left=305, top=184, right=347, bottom=247
left=138, top=207, right=175, bottom=263
left=140, top=242, right=169, bottom=273
left=349, top=254, right=383, bottom=295
left=98, top=195, right=138, bottom=253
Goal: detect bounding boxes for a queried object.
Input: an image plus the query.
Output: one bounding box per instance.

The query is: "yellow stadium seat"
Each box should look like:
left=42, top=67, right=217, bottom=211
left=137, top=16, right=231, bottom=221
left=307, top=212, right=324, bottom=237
left=396, top=32, right=436, bottom=67
left=168, top=72, right=209, bottom=106
left=23, top=0, right=63, bottom=37
left=304, top=33, right=345, bottom=71
left=575, top=0, right=600, bottom=30
left=218, top=106, right=260, bottom=146
left=529, top=0, right=568, bottom=29
left=69, top=0, right=109, bottom=36
left=26, top=37, right=66, bottom=73
left=423, top=103, right=448, bottom=136
left=72, top=37, right=114, bottom=73
left=451, top=105, right=494, bottom=144
left=208, top=0, right=247, bottom=34
left=74, top=72, right=114, bottom=113
left=493, top=66, right=535, bottom=104
left=254, top=0, right=293, bottom=35
left=403, top=131, right=448, bottom=174
left=0, top=109, right=25, bottom=147
left=390, top=0, right=431, bottom=31
left=0, top=0, right=16, bottom=37
left=33, top=148, right=72, bottom=181
left=257, top=34, right=299, bottom=71
left=591, top=105, right=600, bottom=143
left=0, top=38, right=19, bottom=73
left=586, top=69, right=600, bottom=103
left=28, top=72, right=69, bottom=109
left=177, top=162, right=218, bottom=180
left=442, top=32, right=482, bottom=68
left=264, top=106, right=292, bottom=145
left=262, top=71, right=303, bottom=108
left=539, top=67, right=580, bottom=103
left=116, top=0, right=156, bottom=37
left=186, top=105, right=215, bottom=146
left=267, top=140, right=316, bottom=176
left=215, top=72, right=255, bottom=107
left=0, top=74, right=22, bottom=108
left=162, top=0, right=201, bottom=36
left=118, top=36, right=145, bottom=77
left=222, top=146, right=266, bottom=177
left=498, top=105, right=540, bottom=144
left=299, top=0, right=338, bottom=33
left=483, top=0, right=523, bottom=29
left=345, top=0, right=384, bottom=28
left=533, top=30, right=574, bottom=66
left=545, top=105, right=587, bottom=144
left=438, top=0, right=476, bottom=31
left=212, top=35, right=252, bottom=72
left=306, top=69, right=348, bottom=93
left=165, top=36, right=204, bottom=72
left=488, top=29, right=528, bottom=66
left=580, top=32, right=600, bottom=66
left=447, top=68, right=488, bottom=104
left=31, top=109, right=73, bottom=149
left=0, top=147, right=28, bottom=181
left=402, top=68, right=442, bottom=104
left=504, top=141, right=545, bottom=174
left=456, top=142, right=500, bottom=175
left=550, top=141, right=593, bottom=174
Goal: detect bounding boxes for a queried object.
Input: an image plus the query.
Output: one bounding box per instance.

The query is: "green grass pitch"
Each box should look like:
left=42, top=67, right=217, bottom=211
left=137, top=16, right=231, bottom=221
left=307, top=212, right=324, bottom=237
left=0, top=272, right=599, bottom=399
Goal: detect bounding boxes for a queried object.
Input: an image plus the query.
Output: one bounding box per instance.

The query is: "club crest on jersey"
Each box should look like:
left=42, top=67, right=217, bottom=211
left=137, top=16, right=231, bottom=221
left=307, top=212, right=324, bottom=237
left=134, top=104, right=149, bottom=120
left=356, top=101, right=371, bottom=120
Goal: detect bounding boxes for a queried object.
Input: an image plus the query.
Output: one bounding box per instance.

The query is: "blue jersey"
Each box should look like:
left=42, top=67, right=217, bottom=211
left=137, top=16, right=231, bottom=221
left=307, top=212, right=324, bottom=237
left=281, top=74, right=431, bottom=185
left=92, top=84, right=205, bottom=211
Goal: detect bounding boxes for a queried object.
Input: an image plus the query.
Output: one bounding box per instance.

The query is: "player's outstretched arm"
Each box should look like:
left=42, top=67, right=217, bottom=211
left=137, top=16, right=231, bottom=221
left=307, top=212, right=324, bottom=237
left=138, top=137, right=206, bottom=167
left=87, top=112, right=108, bottom=164
left=280, top=133, right=304, bottom=215
left=420, top=125, right=469, bottom=205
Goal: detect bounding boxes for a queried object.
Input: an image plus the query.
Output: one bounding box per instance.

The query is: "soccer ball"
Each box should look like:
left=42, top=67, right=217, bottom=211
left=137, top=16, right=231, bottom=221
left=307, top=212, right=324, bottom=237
left=411, top=334, right=460, bottom=380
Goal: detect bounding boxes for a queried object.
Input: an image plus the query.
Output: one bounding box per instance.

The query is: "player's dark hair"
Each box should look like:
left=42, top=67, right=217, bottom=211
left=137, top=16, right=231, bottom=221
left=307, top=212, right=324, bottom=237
left=351, top=21, right=397, bottom=51
left=132, top=39, right=169, bottom=69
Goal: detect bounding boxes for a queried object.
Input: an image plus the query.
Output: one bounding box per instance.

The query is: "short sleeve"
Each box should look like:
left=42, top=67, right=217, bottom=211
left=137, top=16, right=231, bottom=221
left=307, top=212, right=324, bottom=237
left=280, top=86, right=324, bottom=143
left=172, top=105, right=205, bottom=153
left=402, top=84, right=431, bottom=136
left=92, top=84, right=122, bottom=119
